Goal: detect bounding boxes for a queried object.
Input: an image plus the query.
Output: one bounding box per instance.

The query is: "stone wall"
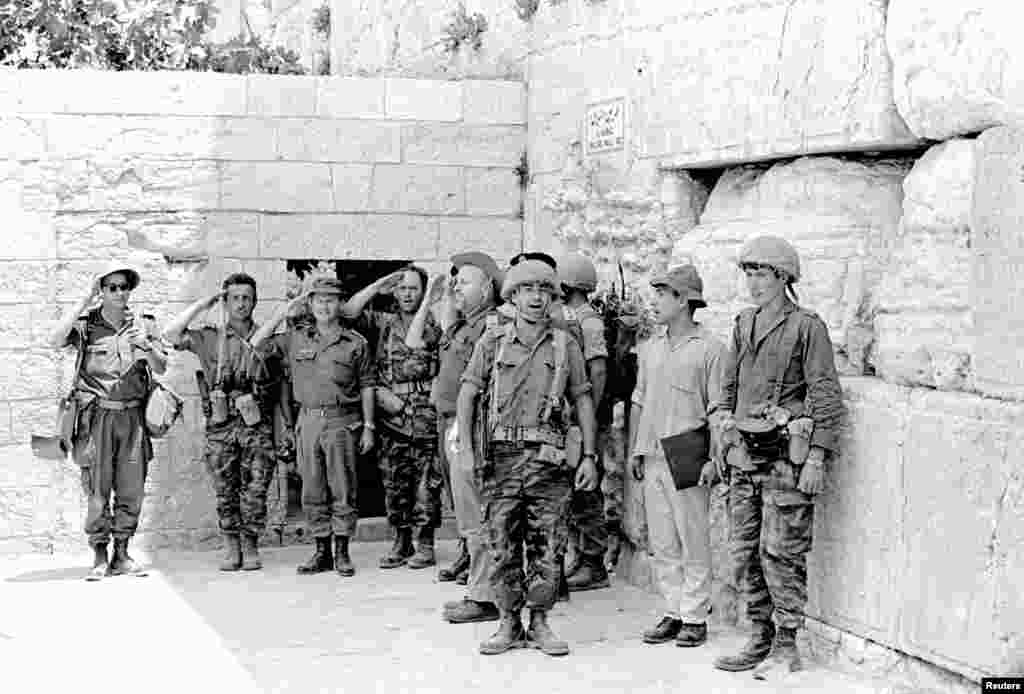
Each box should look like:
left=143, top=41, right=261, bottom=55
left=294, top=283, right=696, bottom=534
left=0, top=68, right=525, bottom=554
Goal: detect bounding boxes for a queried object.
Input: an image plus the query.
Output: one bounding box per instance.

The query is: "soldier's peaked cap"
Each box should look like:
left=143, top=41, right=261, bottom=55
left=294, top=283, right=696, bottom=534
left=308, top=276, right=344, bottom=295
left=450, top=251, right=504, bottom=289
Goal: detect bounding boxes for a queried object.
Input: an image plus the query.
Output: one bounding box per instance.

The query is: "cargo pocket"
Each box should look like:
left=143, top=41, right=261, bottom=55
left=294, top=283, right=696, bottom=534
left=764, top=489, right=814, bottom=558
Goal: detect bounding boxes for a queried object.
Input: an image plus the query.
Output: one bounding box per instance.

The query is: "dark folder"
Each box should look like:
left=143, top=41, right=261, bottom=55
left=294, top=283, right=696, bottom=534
left=659, top=425, right=710, bottom=490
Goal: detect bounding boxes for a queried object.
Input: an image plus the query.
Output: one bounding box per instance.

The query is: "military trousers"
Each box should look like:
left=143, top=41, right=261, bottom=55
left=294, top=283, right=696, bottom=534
left=443, top=416, right=496, bottom=604
left=203, top=418, right=276, bottom=537
left=296, top=410, right=360, bottom=538
left=600, top=424, right=626, bottom=528
left=482, top=444, right=573, bottom=612
left=379, top=430, right=442, bottom=531
left=73, top=405, right=152, bottom=547
left=727, top=461, right=815, bottom=630
left=568, top=428, right=611, bottom=561
left=643, top=452, right=712, bottom=624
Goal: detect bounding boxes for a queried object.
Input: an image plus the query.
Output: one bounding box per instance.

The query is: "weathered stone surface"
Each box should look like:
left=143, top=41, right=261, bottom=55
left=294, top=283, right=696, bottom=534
left=241, top=260, right=293, bottom=301
left=247, top=75, right=317, bottom=117
left=463, top=80, right=526, bottom=125
left=357, top=215, right=440, bottom=260
left=276, top=120, right=401, bottom=163
left=260, top=213, right=333, bottom=258
left=0, top=262, right=55, bottom=305
left=970, top=126, right=1024, bottom=401
left=221, top=162, right=333, bottom=212
left=385, top=79, right=463, bottom=122
left=402, top=124, right=525, bottom=167
left=872, top=139, right=974, bottom=391
left=0, top=352, right=59, bottom=400
left=437, top=217, right=521, bottom=260
left=317, top=78, right=387, bottom=119
left=369, top=164, right=465, bottom=215
left=887, top=1, right=1024, bottom=140
left=329, top=165, right=375, bottom=212
left=0, top=406, right=11, bottom=447
left=465, top=168, right=521, bottom=216
left=56, top=70, right=248, bottom=117
left=9, top=399, right=58, bottom=448
left=0, top=115, right=46, bottom=161
left=672, top=156, right=911, bottom=376
left=0, top=305, right=58, bottom=349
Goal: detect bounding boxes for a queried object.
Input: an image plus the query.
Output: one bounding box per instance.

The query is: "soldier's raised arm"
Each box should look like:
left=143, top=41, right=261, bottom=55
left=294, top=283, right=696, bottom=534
left=250, top=292, right=307, bottom=348
left=49, top=275, right=101, bottom=349
left=407, top=273, right=446, bottom=350
left=341, top=271, right=403, bottom=320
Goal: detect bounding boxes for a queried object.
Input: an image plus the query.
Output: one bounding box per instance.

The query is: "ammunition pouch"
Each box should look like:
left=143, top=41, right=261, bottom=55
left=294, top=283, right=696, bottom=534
left=735, top=417, right=788, bottom=462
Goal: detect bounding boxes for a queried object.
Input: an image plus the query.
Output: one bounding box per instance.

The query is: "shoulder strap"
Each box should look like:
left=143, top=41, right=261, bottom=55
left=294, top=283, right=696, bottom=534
left=770, top=310, right=804, bottom=406
left=541, top=329, right=569, bottom=422
left=488, top=323, right=516, bottom=429
left=70, top=318, right=89, bottom=392
left=214, top=311, right=229, bottom=389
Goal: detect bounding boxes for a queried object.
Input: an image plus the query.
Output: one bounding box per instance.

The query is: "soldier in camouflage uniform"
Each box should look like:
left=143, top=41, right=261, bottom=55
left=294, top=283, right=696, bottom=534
left=342, top=265, right=443, bottom=569
left=713, top=236, right=844, bottom=678
left=458, top=259, right=598, bottom=657
left=164, top=273, right=282, bottom=571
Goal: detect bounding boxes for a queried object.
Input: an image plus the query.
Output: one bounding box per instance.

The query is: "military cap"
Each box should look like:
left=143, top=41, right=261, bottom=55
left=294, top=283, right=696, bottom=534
left=738, top=235, right=801, bottom=282
left=650, top=264, right=707, bottom=308
left=308, top=276, right=344, bottom=296
left=501, top=259, right=558, bottom=301
left=509, top=251, right=558, bottom=271
left=98, top=261, right=141, bottom=291
left=450, top=251, right=504, bottom=297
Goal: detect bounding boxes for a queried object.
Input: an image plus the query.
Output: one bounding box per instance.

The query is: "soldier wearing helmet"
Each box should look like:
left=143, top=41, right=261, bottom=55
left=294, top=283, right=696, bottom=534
left=458, top=259, right=598, bottom=657
left=556, top=252, right=613, bottom=592
left=713, top=235, right=844, bottom=678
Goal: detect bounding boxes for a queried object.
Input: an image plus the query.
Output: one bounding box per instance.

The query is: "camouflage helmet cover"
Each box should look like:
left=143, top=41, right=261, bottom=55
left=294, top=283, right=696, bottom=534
left=557, top=252, right=598, bottom=292
left=501, top=259, right=558, bottom=301
left=737, top=235, right=801, bottom=283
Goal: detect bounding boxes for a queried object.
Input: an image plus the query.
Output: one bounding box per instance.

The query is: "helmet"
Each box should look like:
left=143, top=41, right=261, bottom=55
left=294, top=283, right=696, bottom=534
left=501, top=260, right=558, bottom=301
left=557, top=252, right=598, bottom=292
left=737, top=235, right=801, bottom=282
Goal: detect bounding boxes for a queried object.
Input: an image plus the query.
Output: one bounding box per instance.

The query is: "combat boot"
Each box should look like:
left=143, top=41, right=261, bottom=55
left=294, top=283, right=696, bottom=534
left=566, top=556, right=610, bottom=592
left=85, top=542, right=109, bottom=582
left=479, top=611, right=527, bottom=655
left=445, top=599, right=499, bottom=624
left=407, top=528, right=436, bottom=569
left=752, top=627, right=803, bottom=679
left=713, top=620, right=775, bottom=671
left=379, top=527, right=414, bottom=569
left=334, top=535, right=355, bottom=577
left=438, top=538, right=469, bottom=581
left=240, top=533, right=262, bottom=571
left=556, top=564, right=571, bottom=602
left=604, top=523, right=622, bottom=573
left=109, top=539, right=146, bottom=577
left=219, top=534, right=242, bottom=572
left=296, top=536, right=333, bottom=574
left=527, top=609, right=570, bottom=656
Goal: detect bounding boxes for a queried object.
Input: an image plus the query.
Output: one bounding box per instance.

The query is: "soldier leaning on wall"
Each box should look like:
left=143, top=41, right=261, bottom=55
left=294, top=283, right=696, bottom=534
left=49, top=263, right=168, bottom=581
left=163, top=273, right=284, bottom=573
left=713, top=235, right=844, bottom=679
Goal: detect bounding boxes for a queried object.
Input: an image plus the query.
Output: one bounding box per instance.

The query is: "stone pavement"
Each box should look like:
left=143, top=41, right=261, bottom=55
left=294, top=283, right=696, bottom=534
left=0, top=540, right=898, bottom=694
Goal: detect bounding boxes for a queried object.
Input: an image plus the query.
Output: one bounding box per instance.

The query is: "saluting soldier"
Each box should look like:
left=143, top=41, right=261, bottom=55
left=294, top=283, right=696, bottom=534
left=458, top=259, right=598, bottom=657
left=713, top=236, right=844, bottom=678
left=49, top=263, right=167, bottom=580
left=252, top=276, right=376, bottom=578
left=163, top=273, right=282, bottom=572
left=342, top=266, right=444, bottom=570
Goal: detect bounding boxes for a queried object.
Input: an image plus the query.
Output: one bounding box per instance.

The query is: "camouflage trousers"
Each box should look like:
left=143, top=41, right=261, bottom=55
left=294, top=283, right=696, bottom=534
left=727, top=461, right=815, bottom=630
left=482, top=443, right=573, bottom=612
left=378, top=431, right=442, bottom=531
left=568, top=428, right=613, bottom=562
left=204, top=418, right=277, bottom=537
left=600, top=425, right=625, bottom=528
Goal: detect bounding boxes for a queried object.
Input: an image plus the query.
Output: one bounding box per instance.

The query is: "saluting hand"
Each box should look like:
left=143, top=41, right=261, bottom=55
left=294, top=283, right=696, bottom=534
left=203, top=291, right=225, bottom=310
left=425, top=274, right=447, bottom=305
left=376, top=271, right=404, bottom=295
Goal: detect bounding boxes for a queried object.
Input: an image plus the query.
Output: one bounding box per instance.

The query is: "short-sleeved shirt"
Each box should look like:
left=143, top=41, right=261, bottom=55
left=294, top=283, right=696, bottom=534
left=172, top=322, right=280, bottom=392
left=65, top=308, right=150, bottom=401
left=562, top=303, right=608, bottom=363
left=461, top=321, right=591, bottom=431
left=631, top=325, right=724, bottom=458
left=431, top=303, right=499, bottom=417
left=273, top=324, right=376, bottom=409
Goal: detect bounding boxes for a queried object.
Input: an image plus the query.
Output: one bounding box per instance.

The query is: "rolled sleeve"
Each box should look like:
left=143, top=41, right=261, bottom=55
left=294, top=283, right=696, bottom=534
left=565, top=338, right=592, bottom=400
left=459, top=337, right=492, bottom=391
left=170, top=327, right=202, bottom=354
left=580, top=316, right=608, bottom=362
left=718, top=323, right=740, bottom=415
left=354, top=339, right=377, bottom=389
left=803, top=317, right=844, bottom=453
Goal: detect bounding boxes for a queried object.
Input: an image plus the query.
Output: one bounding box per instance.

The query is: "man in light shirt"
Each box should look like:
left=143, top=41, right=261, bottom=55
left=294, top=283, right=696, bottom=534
left=629, top=265, right=724, bottom=648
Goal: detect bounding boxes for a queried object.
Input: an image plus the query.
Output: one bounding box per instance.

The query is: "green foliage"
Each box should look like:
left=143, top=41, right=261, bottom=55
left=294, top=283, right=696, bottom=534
left=311, top=1, right=329, bottom=38
left=0, top=0, right=305, bottom=73
left=513, top=0, right=539, bottom=22
left=441, top=2, right=487, bottom=53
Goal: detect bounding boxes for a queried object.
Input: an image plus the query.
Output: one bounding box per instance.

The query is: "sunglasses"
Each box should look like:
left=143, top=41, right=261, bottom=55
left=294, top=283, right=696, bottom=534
left=103, top=283, right=132, bottom=293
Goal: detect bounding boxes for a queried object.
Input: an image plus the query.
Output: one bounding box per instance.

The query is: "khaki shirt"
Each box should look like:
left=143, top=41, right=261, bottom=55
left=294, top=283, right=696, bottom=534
left=563, top=303, right=608, bottom=362
left=172, top=322, right=279, bottom=393
left=461, top=321, right=591, bottom=430
left=66, top=308, right=150, bottom=401
left=631, top=325, right=724, bottom=458
left=274, top=325, right=375, bottom=408
left=431, top=303, right=498, bottom=417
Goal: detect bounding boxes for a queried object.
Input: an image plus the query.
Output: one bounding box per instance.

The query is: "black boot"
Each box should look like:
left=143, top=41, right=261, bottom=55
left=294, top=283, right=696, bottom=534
left=556, top=559, right=571, bottom=602
left=407, top=527, right=436, bottom=569
left=438, top=538, right=469, bottom=581
left=219, top=534, right=242, bottom=572
left=604, top=522, right=622, bottom=573
left=240, top=533, right=262, bottom=571
left=527, top=609, right=570, bottom=656
left=109, top=539, right=146, bottom=577
left=566, top=556, right=610, bottom=592
left=478, top=610, right=527, bottom=655
left=713, top=620, right=776, bottom=671
left=752, top=626, right=803, bottom=679
left=642, top=616, right=683, bottom=644
left=85, top=542, right=108, bottom=582
left=334, top=535, right=355, bottom=577
left=296, top=536, right=333, bottom=574
left=379, top=527, right=414, bottom=569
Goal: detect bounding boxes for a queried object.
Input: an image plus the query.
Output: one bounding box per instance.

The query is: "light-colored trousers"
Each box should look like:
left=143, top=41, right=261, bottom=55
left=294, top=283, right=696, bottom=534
left=643, top=453, right=712, bottom=624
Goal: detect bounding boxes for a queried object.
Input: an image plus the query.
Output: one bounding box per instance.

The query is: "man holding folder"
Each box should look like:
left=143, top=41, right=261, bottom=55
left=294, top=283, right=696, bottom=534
left=629, top=265, right=724, bottom=648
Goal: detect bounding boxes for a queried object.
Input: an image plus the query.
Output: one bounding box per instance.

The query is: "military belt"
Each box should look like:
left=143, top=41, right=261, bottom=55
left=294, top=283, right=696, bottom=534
left=96, top=398, right=143, bottom=411
left=300, top=404, right=360, bottom=417
left=489, top=425, right=564, bottom=448
left=388, top=381, right=426, bottom=396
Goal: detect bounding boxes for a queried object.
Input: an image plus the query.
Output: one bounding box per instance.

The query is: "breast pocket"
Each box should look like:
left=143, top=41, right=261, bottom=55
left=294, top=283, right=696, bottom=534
left=671, top=367, right=701, bottom=396
left=330, top=357, right=355, bottom=386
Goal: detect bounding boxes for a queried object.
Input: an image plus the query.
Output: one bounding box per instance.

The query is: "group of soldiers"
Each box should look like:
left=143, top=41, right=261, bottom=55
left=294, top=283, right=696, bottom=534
left=51, top=234, right=843, bottom=678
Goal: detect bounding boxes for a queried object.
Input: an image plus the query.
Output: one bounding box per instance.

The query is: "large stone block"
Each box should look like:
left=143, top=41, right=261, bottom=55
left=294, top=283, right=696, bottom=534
left=202, top=213, right=261, bottom=258
left=0, top=262, right=56, bottom=305
left=331, top=165, right=375, bottom=212
left=276, top=120, right=401, bottom=163
left=339, top=214, right=439, bottom=260
left=465, top=168, right=521, bottom=216
left=0, top=352, right=59, bottom=400
left=888, top=1, right=1024, bottom=140
left=0, top=406, right=11, bottom=447
left=316, top=78, right=387, bottom=119
left=246, top=75, right=317, bottom=117
left=385, top=79, right=462, bottom=122
left=971, top=127, right=1024, bottom=400
left=402, top=124, right=526, bottom=167
left=0, top=115, right=46, bottom=161
left=260, top=214, right=336, bottom=258
left=0, top=68, right=71, bottom=113
left=59, top=70, right=248, bottom=117
left=39, top=159, right=221, bottom=212
left=221, top=162, right=333, bottom=213
left=437, top=217, right=522, bottom=260
left=672, top=156, right=911, bottom=375
left=463, top=80, right=527, bottom=126
left=0, top=444, right=51, bottom=488
left=9, top=399, right=57, bottom=447
left=369, top=164, right=465, bottom=215
left=0, top=304, right=58, bottom=349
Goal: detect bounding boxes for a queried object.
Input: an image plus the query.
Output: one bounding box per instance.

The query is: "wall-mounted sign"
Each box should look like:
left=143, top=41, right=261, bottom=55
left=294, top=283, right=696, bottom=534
left=585, top=98, right=625, bottom=155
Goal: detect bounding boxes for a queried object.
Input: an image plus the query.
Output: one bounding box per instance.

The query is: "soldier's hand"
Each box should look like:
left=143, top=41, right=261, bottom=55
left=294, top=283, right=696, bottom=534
left=797, top=460, right=825, bottom=495
left=287, top=291, right=310, bottom=312
left=698, top=460, right=720, bottom=487
left=359, top=427, right=374, bottom=454
left=125, top=325, right=150, bottom=349
left=376, top=271, right=404, bottom=295
left=204, top=291, right=225, bottom=310
left=575, top=457, right=598, bottom=492
left=630, top=454, right=645, bottom=482
left=426, top=274, right=447, bottom=304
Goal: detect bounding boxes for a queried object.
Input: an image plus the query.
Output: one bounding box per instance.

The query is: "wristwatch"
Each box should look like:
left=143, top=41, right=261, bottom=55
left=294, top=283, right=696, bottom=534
left=363, top=421, right=376, bottom=431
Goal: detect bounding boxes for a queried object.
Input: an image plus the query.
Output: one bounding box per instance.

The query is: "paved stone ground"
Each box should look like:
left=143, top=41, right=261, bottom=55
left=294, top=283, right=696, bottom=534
left=0, top=540, right=900, bottom=694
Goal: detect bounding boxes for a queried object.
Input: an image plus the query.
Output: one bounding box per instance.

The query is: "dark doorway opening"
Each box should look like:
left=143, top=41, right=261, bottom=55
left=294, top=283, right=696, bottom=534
left=283, top=258, right=412, bottom=520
